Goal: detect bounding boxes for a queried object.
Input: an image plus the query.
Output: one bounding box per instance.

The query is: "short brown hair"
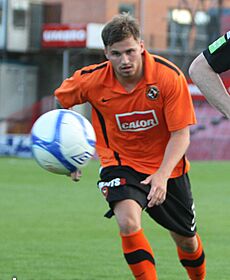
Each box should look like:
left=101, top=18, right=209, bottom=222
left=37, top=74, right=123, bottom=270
left=101, top=13, right=141, bottom=47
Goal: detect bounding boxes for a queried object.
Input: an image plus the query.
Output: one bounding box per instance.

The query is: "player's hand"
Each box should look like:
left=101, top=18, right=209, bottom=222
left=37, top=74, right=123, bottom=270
left=69, top=169, right=82, bottom=182
left=141, top=172, right=168, bottom=207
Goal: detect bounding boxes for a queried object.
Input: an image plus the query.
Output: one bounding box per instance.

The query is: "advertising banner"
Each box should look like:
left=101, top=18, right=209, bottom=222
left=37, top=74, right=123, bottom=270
left=0, top=134, right=32, bottom=158
left=42, top=23, right=87, bottom=48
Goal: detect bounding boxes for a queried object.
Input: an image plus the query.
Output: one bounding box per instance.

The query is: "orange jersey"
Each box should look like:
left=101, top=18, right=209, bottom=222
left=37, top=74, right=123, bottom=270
left=55, top=50, right=196, bottom=177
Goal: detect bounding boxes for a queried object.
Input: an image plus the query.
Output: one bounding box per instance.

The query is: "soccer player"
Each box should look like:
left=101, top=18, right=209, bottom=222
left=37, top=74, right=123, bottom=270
left=189, top=31, right=230, bottom=118
left=55, top=13, right=206, bottom=280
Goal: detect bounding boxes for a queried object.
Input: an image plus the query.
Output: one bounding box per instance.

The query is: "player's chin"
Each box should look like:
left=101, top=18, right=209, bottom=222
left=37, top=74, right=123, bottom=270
left=120, top=70, right=135, bottom=77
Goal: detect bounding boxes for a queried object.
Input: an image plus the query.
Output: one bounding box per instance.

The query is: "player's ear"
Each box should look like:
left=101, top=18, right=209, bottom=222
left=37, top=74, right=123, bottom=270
left=140, top=40, right=145, bottom=53
left=104, top=48, right=109, bottom=60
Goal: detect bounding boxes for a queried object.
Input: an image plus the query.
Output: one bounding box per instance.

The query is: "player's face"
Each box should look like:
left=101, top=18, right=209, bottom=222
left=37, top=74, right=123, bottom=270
left=104, top=36, right=144, bottom=81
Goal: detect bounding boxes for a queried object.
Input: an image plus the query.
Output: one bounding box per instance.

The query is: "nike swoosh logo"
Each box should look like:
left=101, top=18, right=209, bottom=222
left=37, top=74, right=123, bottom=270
left=191, top=223, right=196, bottom=231
left=101, top=98, right=112, bottom=103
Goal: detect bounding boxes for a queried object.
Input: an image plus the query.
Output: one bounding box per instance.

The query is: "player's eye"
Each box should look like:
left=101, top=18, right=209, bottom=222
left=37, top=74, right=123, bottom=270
left=126, top=49, right=135, bottom=55
left=111, top=51, right=121, bottom=57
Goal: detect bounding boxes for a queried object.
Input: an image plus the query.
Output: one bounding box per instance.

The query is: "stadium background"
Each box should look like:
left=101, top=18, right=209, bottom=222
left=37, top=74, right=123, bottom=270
left=0, top=0, right=230, bottom=160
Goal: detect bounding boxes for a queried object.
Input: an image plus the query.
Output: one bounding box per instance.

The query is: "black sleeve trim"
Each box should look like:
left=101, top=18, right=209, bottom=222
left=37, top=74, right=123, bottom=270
left=81, top=63, right=107, bottom=75
left=154, top=57, right=180, bottom=76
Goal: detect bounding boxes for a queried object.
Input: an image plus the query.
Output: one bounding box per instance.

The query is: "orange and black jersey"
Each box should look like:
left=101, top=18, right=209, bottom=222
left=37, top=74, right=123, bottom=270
left=55, top=50, right=196, bottom=177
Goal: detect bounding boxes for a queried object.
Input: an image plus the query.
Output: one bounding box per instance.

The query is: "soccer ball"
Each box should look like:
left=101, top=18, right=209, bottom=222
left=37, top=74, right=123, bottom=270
left=31, top=109, right=96, bottom=175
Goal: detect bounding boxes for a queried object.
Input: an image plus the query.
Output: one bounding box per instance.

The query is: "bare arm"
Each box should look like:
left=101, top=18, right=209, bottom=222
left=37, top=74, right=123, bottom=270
left=141, top=126, right=190, bottom=207
left=189, top=53, right=230, bottom=118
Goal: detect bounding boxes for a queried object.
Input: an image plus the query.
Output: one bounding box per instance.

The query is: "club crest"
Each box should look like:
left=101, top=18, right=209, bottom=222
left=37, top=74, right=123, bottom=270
left=146, top=86, right=160, bottom=100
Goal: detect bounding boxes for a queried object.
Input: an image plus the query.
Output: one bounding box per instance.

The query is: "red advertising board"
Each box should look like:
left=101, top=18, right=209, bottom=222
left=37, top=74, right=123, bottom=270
left=42, top=24, right=87, bottom=48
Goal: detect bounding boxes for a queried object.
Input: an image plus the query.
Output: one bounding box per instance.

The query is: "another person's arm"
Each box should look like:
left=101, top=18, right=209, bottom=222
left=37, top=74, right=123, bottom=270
left=189, top=53, right=230, bottom=118
left=189, top=32, right=230, bottom=118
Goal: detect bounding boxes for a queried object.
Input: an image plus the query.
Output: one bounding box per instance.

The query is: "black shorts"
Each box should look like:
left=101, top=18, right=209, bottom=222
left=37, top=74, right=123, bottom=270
left=97, top=166, right=196, bottom=237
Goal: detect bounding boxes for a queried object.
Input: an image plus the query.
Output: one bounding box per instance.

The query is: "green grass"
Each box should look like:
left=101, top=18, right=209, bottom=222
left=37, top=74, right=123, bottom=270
left=0, top=158, right=229, bottom=280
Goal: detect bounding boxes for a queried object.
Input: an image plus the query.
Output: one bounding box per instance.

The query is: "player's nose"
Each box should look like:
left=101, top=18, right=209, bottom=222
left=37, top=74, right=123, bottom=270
left=120, top=53, right=130, bottom=64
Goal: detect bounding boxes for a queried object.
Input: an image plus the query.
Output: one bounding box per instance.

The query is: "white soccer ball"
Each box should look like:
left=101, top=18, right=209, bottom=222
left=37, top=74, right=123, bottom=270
left=31, top=109, right=96, bottom=175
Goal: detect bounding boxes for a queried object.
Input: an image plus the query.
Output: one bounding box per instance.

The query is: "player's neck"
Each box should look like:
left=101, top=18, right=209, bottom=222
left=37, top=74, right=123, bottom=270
left=116, top=68, right=144, bottom=93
